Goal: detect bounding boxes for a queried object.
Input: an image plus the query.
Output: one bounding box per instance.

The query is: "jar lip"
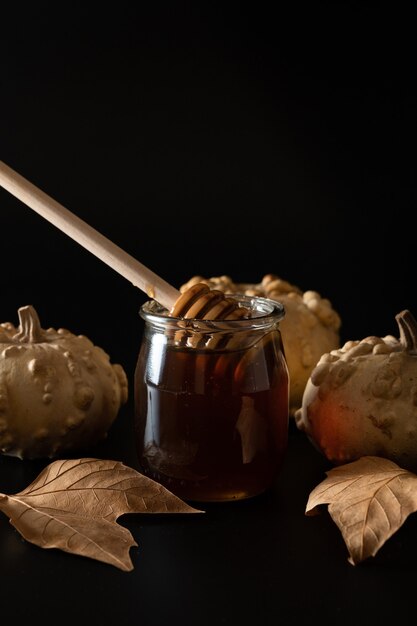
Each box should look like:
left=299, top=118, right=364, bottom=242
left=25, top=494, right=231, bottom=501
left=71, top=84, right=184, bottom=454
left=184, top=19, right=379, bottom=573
left=139, top=294, right=285, bottom=327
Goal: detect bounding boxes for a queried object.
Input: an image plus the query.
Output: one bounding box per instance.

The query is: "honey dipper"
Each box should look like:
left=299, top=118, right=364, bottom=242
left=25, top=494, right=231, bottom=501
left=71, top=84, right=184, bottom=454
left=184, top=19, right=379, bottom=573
left=0, top=161, right=250, bottom=321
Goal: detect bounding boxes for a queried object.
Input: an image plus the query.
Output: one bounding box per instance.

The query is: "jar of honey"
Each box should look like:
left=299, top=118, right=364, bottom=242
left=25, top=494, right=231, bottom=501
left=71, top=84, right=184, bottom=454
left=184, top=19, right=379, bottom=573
left=134, top=295, right=289, bottom=502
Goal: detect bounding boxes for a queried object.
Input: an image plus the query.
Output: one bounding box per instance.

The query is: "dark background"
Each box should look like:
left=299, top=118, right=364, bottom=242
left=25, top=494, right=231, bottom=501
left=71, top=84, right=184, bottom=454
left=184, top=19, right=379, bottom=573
left=2, top=3, right=416, bottom=362
left=1, top=3, right=416, bottom=625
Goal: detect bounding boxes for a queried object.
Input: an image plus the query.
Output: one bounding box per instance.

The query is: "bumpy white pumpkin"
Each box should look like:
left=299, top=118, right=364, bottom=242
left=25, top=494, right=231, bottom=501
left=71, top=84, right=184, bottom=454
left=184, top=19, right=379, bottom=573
left=295, top=310, right=417, bottom=472
left=180, top=274, right=341, bottom=415
left=0, top=305, right=128, bottom=459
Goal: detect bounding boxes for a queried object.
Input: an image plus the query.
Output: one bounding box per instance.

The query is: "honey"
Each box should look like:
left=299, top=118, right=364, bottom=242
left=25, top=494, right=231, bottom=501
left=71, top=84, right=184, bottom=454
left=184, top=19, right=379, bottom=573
left=134, top=296, right=289, bottom=502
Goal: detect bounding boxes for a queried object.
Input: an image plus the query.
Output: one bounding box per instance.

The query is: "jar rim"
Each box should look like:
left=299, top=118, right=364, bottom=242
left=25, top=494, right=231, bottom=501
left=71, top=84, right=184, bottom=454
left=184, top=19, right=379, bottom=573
left=139, top=294, right=285, bottom=329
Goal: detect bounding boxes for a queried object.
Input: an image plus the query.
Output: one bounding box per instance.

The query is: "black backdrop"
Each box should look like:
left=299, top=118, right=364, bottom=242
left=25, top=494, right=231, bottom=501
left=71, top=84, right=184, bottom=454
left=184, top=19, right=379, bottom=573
left=2, top=3, right=416, bottom=376
left=1, top=4, right=417, bottom=625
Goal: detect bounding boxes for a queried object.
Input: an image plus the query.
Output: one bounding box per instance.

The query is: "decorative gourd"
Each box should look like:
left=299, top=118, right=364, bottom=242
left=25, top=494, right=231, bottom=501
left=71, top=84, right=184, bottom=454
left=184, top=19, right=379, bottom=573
left=180, top=274, right=341, bottom=415
left=295, top=310, right=417, bottom=471
left=0, top=305, right=128, bottom=459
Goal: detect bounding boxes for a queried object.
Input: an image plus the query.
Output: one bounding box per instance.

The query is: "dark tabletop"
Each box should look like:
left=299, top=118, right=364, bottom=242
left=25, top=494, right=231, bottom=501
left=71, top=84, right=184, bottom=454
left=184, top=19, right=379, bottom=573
left=1, top=3, right=416, bottom=624
left=1, top=404, right=416, bottom=626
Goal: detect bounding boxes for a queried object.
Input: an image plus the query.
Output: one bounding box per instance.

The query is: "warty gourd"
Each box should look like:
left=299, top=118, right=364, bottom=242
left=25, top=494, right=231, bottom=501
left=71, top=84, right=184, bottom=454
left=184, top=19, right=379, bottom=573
left=295, top=310, right=417, bottom=472
left=0, top=305, right=128, bottom=459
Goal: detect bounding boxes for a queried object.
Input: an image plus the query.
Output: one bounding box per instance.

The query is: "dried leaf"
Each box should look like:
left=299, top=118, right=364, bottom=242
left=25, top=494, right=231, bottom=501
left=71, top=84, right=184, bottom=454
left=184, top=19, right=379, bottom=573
left=0, top=458, right=203, bottom=571
left=306, top=456, right=417, bottom=565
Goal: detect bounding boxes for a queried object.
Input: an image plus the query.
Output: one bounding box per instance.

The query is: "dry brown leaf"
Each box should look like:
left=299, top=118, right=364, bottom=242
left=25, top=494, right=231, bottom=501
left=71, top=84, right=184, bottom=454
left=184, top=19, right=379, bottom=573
left=0, top=458, right=203, bottom=571
left=306, top=456, right=417, bottom=565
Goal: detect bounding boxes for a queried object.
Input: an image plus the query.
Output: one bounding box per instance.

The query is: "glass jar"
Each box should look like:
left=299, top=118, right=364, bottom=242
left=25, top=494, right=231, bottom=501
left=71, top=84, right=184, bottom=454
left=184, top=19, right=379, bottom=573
left=134, top=295, right=289, bottom=503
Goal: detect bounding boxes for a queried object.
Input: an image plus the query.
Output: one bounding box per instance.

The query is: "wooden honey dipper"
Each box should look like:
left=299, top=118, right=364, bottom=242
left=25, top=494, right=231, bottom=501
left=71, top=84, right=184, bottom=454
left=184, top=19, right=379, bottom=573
left=0, top=161, right=250, bottom=321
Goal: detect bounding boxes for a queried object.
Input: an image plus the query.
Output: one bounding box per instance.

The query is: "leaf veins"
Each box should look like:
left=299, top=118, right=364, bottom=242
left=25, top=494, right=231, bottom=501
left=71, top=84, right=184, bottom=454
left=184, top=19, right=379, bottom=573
left=0, top=458, right=203, bottom=571
left=306, top=456, right=417, bottom=565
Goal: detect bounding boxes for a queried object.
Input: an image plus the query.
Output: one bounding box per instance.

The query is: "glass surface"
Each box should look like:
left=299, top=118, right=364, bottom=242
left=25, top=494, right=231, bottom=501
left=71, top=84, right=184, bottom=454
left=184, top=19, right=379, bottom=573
left=134, top=296, right=289, bottom=502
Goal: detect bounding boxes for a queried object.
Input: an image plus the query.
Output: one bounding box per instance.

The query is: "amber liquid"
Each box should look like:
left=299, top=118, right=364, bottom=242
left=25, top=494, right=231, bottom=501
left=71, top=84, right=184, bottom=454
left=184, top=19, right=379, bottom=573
left=134, top=332, right=289, bottom=502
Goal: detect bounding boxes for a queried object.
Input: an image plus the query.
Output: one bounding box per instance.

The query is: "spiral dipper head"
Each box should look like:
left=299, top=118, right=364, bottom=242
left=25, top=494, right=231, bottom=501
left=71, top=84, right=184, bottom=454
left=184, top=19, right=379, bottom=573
left=169, top=283, right=251, bottom=320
